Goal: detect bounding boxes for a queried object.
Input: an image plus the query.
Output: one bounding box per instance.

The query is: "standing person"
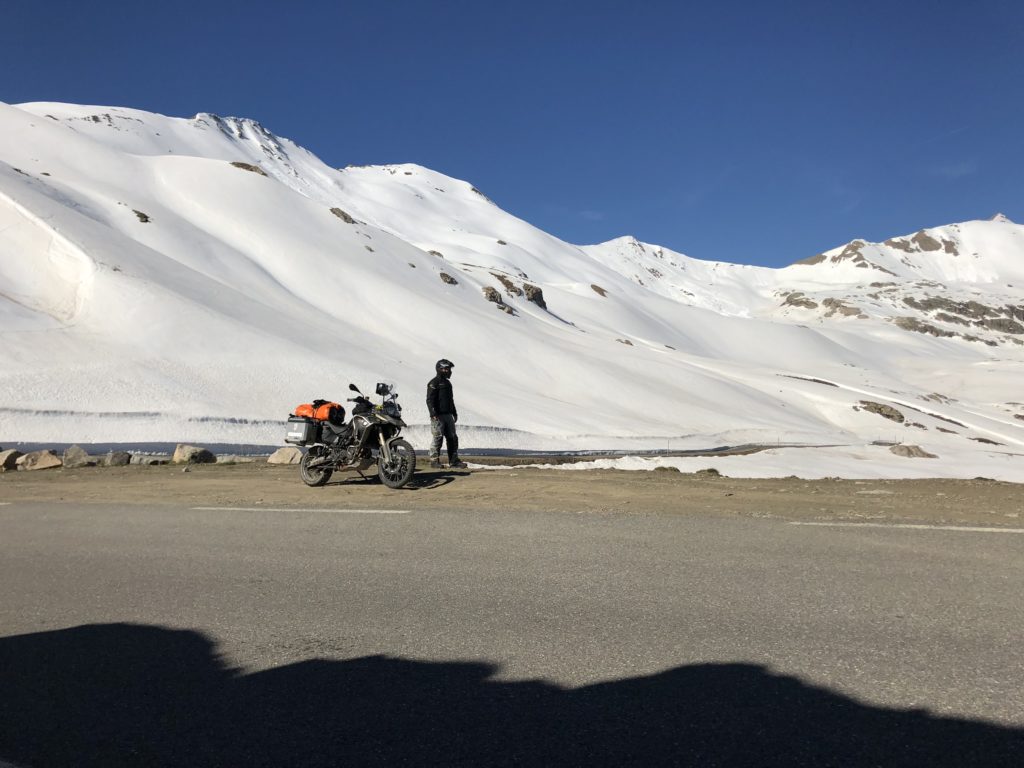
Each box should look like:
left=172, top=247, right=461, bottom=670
left=426, top=358, right=466, bottom=469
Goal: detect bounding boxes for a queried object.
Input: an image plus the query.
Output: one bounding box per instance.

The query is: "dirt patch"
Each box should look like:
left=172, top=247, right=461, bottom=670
left=523, top=283, right=547, bottom=310
left=893, top=317, right=957, bottom=339
left=911, top=231, right=942, bottom=252
left=483, top=286, right=516, bottom=315
left=492, top=274, right=523, bottom=297
left=229, top=161, right=267, bottom=176
left=832, top=242, right=866, bottom=264
left=890, top=444, right=937, bottom=458
left=982, top=317, right=1024, bottom=335
left=781, top=375, right=838, bottom=387
left=903, top=296, right=993, bottom=319
left=885, top=232, right=957, bottom=255
left=935, top=312, right=971, bottom=326
left=856, top=401, right=905, bottom=423
left=823, top=298, right=866, bottom=318
left=781, top=292, right=819, bottom=310
left=1, top=462, right=1020, bottom=527
left=884, top=238, right=914, bottom=253
left=792, top=253, right=827, bottom=266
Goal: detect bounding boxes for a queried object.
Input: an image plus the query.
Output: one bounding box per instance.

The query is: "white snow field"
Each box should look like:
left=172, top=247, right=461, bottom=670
left=1, top=102, right=1023, bottom=480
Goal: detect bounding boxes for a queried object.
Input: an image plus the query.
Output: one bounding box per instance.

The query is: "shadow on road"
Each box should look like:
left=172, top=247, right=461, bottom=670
left=323, top=468, right=467, bottom=490
left=1, top=623, right=1021, bottom=766
left=404, top=469, right=470, bottom=490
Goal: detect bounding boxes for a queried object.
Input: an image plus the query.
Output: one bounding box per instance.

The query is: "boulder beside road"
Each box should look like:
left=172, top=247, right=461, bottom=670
left=0, top=449, right=25, bottom=470
left=104, top=451, right=132, bottom=467
left=267, top=446, right=303, bottom=465
left=130, top=455, right=170, bottom=465
left=63, top=445, right=97, bottom=468
left=17, top=450, right=63, bottom=471
left=172, top=444, right=217, bottom=464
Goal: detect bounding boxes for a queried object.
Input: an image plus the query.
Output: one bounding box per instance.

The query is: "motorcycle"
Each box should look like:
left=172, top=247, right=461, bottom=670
left=285, top=382, right=417, bottom=489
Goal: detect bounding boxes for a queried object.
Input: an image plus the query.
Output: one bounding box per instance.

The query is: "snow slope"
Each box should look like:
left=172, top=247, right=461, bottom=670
left=1, top=101, right=1023, bottom=479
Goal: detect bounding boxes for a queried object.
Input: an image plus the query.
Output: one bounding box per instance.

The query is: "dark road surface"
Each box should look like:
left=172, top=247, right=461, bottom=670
left=2, top=501, right=1022, bottom=766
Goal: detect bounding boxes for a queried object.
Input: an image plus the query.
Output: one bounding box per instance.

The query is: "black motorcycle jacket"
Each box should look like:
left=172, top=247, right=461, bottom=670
left=426, top=375, right=457, bottom=419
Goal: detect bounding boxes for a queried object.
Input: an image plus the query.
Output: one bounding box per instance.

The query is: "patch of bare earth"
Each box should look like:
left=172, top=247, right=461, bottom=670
left=1, top=462, right=1020, bottom=527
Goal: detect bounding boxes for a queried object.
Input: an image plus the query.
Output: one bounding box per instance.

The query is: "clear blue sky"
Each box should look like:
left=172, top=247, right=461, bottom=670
left=4, top=0, right=1022, bottom=266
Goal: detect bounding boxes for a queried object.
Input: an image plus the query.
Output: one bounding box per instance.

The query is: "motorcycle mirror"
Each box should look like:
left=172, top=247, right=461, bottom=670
left=348, top=383, right=360, bottom=393
left=375, top=382, right=392, bottom=396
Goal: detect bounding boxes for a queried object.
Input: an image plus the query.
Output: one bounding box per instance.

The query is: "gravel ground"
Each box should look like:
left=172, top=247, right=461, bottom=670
left=2, top=458, right=1021, bottom=527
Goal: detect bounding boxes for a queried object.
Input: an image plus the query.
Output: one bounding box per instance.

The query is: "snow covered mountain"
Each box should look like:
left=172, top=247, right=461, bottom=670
left=1, top=101, right=1022, bottom=479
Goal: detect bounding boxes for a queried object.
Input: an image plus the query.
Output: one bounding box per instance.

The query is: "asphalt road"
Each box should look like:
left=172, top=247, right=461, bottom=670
left=1, top=501, right=1022, bottom=766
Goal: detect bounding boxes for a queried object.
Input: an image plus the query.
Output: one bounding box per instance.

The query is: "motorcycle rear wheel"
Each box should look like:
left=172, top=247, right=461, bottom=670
left=299, top=449, right=333, bottom=487
left=378, top=438, right=416, bottom=489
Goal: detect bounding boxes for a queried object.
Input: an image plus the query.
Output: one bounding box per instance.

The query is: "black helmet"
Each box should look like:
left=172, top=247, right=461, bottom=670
left=436, top=358, right=454, bottom=375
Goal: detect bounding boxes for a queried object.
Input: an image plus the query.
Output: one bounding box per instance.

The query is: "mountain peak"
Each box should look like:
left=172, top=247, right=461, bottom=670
left=3, top=100, right=1024, bottom=473
left=990, top=212, right=1013, bottom=223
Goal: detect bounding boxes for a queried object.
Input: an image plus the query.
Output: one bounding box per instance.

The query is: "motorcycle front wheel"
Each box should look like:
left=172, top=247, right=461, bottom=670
left=378, top=438, right=416, bottom=489
left=299, top=449, right=333, bottom=487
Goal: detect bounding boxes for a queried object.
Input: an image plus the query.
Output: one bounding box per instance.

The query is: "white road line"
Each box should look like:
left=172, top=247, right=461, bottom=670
left=789, top=521, right=1024, bottom=534
left=191, top=506, right=410, bottom=514
left=0, top=502, right=11, bottom=506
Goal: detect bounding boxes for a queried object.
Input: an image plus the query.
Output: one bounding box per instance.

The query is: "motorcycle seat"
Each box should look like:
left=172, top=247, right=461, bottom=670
left=321, top=421, right=352, bottom=444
